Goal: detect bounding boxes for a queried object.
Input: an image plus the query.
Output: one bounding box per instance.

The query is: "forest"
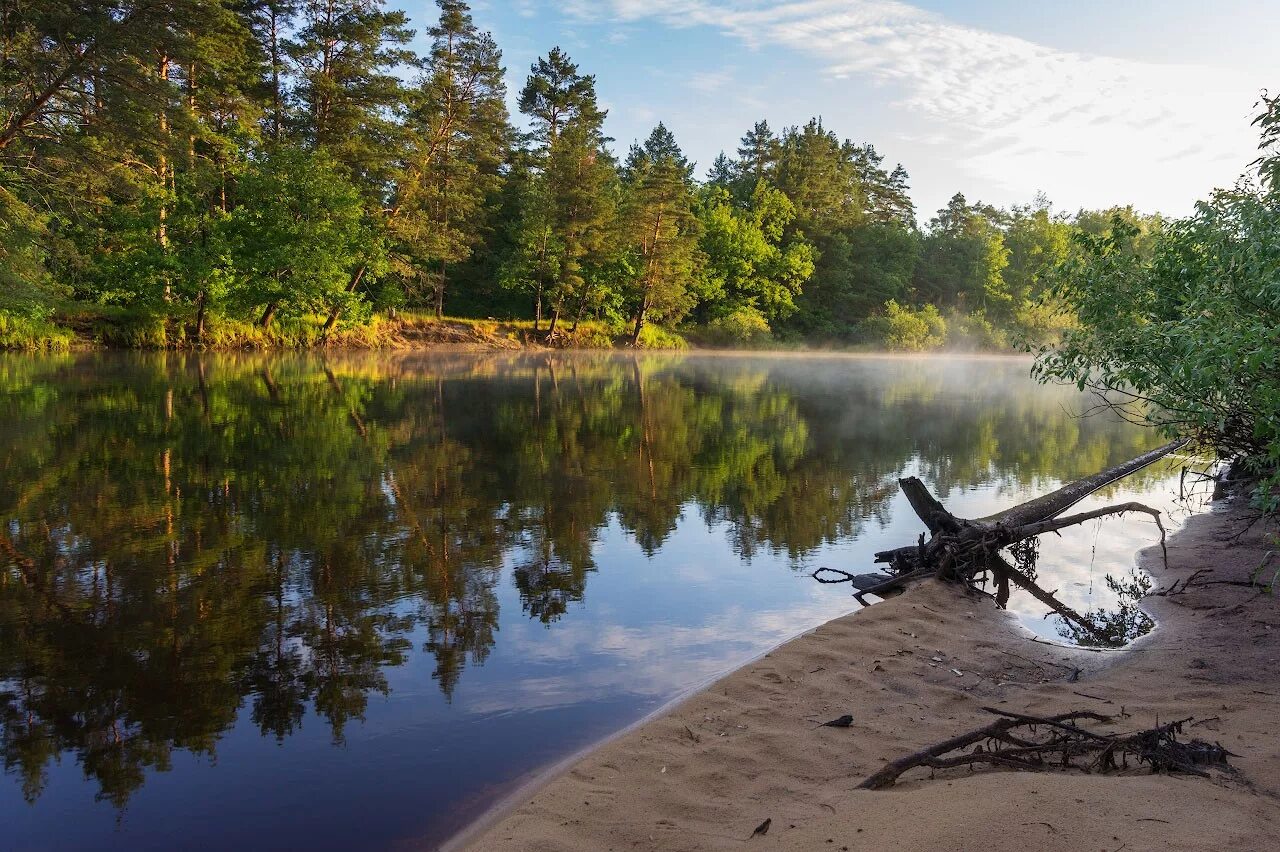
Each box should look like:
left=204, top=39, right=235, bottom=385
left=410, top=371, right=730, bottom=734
left=0, top=0, right=1162, bottom=351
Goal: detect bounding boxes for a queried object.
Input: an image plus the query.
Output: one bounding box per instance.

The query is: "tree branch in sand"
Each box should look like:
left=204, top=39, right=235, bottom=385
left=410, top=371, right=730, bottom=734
left=859, top=708, right=1234, bottom=790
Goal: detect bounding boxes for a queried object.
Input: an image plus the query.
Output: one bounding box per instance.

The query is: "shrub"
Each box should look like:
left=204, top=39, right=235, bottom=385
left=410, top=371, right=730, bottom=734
left=634, top=324, right=689, bottom=350
left=945, top=309, right=1008, bottom=351
left=1036, top=192, right=1280, bottom=512
left=699, top=306, right=773, bottom=347
left=862, top=300, right=947, bottom=351
left=0, top=312, right=75, bottom=350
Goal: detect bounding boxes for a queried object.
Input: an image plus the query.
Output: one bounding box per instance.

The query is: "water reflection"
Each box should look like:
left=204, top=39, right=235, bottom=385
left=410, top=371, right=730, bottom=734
left=1054, top=570, right=1157, bottom=647
left=0, top=352, right=1173, bottom=845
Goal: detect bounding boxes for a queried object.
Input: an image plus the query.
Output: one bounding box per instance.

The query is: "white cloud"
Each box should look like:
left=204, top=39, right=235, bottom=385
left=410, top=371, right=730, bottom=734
left=562, top=0, right=1263, bottom=212
left=689, top=68, right=735, bottom=94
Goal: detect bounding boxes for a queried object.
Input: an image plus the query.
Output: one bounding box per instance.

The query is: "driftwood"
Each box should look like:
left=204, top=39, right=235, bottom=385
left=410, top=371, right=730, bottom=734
left=859, top=707, right=1234, bottom=790
left=814, top=439, right=1187, bottom=609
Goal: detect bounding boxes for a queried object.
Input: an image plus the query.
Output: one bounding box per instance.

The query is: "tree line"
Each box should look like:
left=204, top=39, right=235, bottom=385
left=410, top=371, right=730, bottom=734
left=1, top=0, right=1161, bottom=349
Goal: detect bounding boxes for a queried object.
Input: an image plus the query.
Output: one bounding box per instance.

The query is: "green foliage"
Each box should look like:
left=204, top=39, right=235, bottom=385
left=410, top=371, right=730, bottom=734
left=862, top=300, right=947, bottom=351
left=0, top=0, right=1228, bottom=353
left=1036, top=113, right=1280, bottom=509
left=695, top=183, right=814, bottom=330
left=226, top=149, right=369, bottom=325
left=0, top=312, right=74, bottom=350
left=632, top=323, right=689, bottom=350
left=944, top=309, right=1007, bottom=351
left=698, top=306, right=773, bottom=347
left=393, top=1, right=509, bottom=316
left=0, top=179, right=61, bottom=318
left=622, top=124, right=705, bottom=344
left=913, top=193, right=1010, bottom=313
left=507, top=47, right=616, bottom=332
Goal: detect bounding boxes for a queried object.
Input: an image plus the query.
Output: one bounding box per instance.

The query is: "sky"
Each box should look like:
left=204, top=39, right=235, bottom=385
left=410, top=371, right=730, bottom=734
left=409, top=1, right=1278, bottom=218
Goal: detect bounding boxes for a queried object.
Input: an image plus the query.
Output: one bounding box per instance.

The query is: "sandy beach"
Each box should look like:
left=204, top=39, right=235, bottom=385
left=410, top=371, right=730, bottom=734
left=454, top=498, right=1280, bottom=851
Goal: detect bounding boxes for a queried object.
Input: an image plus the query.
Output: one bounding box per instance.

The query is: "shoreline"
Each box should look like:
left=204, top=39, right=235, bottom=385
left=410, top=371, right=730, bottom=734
left=2, top=315, right=1031, bottom=357
left=452, top=498, right=1279, bottom=851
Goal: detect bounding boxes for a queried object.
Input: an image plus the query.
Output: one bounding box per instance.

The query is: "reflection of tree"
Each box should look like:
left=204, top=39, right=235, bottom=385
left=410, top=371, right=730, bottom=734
left=1054, top=570, right=1155, bottom=648
left=0, top=351, right=1166, bottom=806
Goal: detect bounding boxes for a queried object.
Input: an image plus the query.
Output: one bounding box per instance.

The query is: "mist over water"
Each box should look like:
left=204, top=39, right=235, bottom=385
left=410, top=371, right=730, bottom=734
left=0, top=351, right=1188, bottom=849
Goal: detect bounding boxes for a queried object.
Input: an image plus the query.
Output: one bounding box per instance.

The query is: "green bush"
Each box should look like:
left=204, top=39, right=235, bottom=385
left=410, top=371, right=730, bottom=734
left=945, top=309, right=1008, bottom=351
left=862, top=300, right=947, bottom=351
left=93, top=308, right=171, bottom=348
left=1012, top=297, right=1077, bottom=348
left=0, top=312, right=75, bottom=350
left=1036, top=191, right=1280, bottom=512
left=699, top=306, right=773, bottom=347
left=634, top=324, right=689, bottom=350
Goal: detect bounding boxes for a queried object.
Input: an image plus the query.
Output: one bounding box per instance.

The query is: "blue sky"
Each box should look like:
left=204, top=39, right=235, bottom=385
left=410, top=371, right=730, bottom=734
left=406, top=1, right=1278, bottom=218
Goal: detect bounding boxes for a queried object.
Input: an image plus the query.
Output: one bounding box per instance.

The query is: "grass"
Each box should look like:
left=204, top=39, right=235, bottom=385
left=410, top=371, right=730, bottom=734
left=4, top=306, right=693, bottom=352
left=0, top=312, right=76, bottom=351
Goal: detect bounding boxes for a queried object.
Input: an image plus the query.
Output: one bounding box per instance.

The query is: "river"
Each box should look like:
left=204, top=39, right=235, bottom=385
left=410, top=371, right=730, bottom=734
left=0, top=351, right=1190, bottom=849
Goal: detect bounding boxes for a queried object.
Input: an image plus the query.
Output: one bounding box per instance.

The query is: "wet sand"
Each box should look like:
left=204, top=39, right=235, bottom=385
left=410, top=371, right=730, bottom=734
left=455, top=498, right=1279, bottom=851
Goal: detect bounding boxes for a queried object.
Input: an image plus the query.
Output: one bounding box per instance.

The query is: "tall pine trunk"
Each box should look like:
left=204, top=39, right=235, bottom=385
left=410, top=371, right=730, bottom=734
left=435, top=260, right=446, bottom=319
left=157, top=53, right=171, bottom=302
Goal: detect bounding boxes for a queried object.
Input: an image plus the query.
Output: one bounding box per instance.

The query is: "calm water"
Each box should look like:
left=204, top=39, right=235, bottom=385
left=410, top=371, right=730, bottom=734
left=0, top=352, right=1189, bottom=850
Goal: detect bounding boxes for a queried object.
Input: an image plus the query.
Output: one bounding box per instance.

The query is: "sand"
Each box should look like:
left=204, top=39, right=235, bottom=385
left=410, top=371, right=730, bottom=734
left=455, top=499, right=1280, bottom=852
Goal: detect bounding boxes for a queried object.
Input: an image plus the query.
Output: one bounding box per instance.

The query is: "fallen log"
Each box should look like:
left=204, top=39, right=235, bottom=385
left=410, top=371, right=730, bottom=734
left=978, top=439, right=1188, bottom=527
left=820, top=440, right=1187, bottom=618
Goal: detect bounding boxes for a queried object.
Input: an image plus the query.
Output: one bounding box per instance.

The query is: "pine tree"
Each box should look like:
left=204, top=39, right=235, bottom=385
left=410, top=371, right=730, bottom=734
left=705, top=153, right=737, bottom=189
left=287, top=0, right=414, bottom=328
left=514, top=47, right=614, bottom=333
left=518, top=47, right=603, bottom=147
left=736, top=120, right=780, bottom=188
left=242, top=1, right=299, bottom=144
left=287, top=0, right=414, bottom=184
left=622, top=123, right=703, bottom=345
left=394, top=0, right=509, bottom=318
left=913, top=193, right=1009, bottom=311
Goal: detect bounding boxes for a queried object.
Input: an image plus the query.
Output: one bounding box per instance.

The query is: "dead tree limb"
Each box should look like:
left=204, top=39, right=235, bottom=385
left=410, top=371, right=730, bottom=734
left=978, top=439, right=1188, bottom=528
left=858, top=710, right=1112, bottom=790
left=858, top=707, right=1232, bottom=790
left=1001, top=502, right=1168, bottom=568
left=816, top=441, right=1188, bottom=638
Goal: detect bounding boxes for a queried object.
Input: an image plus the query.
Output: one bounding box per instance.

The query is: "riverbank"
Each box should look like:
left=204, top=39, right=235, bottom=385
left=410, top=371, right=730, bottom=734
left=0, top=310, right=695, bottom=352
left=455, top=498, right=1279, bottom=851
left=0, top=309, right=1035, bottom=355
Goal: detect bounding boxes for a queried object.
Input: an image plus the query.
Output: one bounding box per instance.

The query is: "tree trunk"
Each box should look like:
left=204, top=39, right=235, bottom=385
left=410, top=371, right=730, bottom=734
left=260, top=302, right=277, bottom=329
left=269, top=9, right=283, bottom=143
left=194, top=291, right=207, bottom=343
left=323, top=264, right=368, bottom=332
left=571, top=296, right=586, bottom=333
left=435, top=260, right=446, bottom=320
left=630, top=299, right=648, bottom=347
left=856, top=439, right=1187, bottom=595
left=157, top=53, right=171, bottom=302
left=534, top=278, right=544, bottom=333
left=534, top=226, right=550, bottom=333
left=186, top=61, right=197, bottom=166
left=630, top=210, right=665, bottom=347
